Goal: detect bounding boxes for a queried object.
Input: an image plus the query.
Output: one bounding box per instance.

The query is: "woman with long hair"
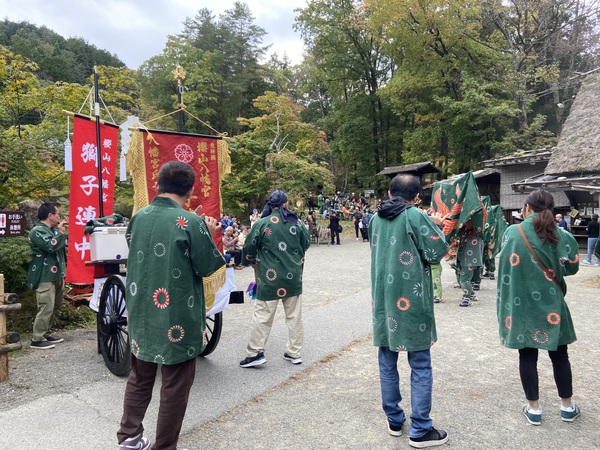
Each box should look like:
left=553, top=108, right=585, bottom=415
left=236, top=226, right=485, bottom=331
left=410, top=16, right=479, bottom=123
left=497, top=189, right=580, bottom=426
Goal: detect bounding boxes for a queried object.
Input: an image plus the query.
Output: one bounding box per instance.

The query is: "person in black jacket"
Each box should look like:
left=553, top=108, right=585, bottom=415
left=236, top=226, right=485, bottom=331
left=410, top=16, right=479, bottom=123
left=329, top=212, right=341, bottom=245
left=583, top=213, right=599, bottom=265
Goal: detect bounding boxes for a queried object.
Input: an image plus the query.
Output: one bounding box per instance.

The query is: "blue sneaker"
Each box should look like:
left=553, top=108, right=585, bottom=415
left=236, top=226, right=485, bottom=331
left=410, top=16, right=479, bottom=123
left=523, top=406, right=542, bottom=426
left=582, top=260, right=591, bottom=265
left=561, top=403, right=581, bottom=422
left=239, top=352, right=266, bottom=368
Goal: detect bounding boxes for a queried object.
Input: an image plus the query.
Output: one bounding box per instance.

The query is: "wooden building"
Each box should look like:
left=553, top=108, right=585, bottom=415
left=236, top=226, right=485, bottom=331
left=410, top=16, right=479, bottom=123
left=510, top=73, right=600, bottom=247
left=376, top=161, right=440, bottom=180
left=377, top=161, right=441, bottom=204
left=480, top=148, right=569, bottom=223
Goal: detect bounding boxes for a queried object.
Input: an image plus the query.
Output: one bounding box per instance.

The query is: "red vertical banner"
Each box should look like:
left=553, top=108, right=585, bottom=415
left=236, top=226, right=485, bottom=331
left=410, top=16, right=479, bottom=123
left=140, top=130, right=223, bottom=248
left=66, top=116, right=118, bottom=283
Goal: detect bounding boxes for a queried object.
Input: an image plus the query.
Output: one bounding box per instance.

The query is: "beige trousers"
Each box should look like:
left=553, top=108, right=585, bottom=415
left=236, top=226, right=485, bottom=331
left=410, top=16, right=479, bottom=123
left=246, top=296, right=303, bottom=358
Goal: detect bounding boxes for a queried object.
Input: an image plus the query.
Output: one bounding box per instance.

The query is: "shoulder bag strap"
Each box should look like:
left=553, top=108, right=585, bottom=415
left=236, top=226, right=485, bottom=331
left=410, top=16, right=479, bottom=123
left=517, top=224, right=564, bottom=294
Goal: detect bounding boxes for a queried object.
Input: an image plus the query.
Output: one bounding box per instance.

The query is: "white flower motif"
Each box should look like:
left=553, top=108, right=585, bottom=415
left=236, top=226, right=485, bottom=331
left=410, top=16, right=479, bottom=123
left=423, top=248, right=437, bottom=261
left=278, top=241, right=288, bottom=252
left=154, top=243, right=166, bottom=257
left=413, top=282, right=424, bottom=297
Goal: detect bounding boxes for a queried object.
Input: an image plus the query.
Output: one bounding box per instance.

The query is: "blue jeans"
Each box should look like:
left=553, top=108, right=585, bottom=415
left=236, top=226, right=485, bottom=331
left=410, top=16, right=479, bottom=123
left=378, top=347, right=433, bottom=438
left=587, top=237, right=599, bottom=262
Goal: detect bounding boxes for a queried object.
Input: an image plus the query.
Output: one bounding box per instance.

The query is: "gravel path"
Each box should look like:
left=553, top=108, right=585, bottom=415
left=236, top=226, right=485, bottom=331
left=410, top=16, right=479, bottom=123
left=1, top=235, right=599, bottom=449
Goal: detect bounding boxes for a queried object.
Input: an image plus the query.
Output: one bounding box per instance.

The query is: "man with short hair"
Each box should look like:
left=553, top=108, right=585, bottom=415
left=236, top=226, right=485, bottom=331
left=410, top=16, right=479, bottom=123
left=240, top=190, right=311, bottom=368
left=27, top=202, right=68, bottom=349
left=369, top=174, right=450, bottom=448
left=555, top=213, right=568, bottom=231
left=117, top=161, right=225, bottom=450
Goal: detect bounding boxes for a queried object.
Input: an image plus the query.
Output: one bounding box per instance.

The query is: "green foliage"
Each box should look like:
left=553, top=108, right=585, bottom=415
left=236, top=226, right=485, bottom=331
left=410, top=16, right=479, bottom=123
left=222, top=91, right=334, bottom=215
left=138, top=3, right=273, bottom=137
left=0, top=19, right=125, bottom=83
left=114, top=181, right=135, bottom=219
left=0, top=235, right=30, bottom=292
left=295, top=0, right=395, bottom=177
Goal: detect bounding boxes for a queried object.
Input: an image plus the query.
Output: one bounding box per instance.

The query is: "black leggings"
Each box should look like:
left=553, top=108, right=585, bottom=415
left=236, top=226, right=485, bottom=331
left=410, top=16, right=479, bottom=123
left=518, top=345, right=572, bottom=401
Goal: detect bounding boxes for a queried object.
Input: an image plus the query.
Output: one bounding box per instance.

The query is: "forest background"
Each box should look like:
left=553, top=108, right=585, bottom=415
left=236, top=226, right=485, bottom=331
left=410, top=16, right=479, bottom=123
left=1, top=0, right=600, bottom=294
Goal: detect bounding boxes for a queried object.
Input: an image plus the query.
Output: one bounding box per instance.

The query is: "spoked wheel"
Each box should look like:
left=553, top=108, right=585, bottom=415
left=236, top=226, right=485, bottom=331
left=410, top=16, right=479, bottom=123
left=198, top=312, right=223, bottom=357
left=97, top=275, right=131, bottom=376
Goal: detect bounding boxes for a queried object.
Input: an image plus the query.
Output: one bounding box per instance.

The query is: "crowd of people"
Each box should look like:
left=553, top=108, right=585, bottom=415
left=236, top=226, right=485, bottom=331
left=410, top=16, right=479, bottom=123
left=25, top=166, right=589, bottom=449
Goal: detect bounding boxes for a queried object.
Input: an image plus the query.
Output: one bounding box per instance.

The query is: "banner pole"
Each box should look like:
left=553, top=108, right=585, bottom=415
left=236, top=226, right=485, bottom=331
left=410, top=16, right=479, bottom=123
left=173, top=66, right=186, bottom=133
left=94, top=66, right=104, bottom=217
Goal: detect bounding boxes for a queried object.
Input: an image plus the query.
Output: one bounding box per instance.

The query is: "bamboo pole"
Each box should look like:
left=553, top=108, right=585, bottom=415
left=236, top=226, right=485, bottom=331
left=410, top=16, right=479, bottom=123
left=0, top=274, right=22, bottom=383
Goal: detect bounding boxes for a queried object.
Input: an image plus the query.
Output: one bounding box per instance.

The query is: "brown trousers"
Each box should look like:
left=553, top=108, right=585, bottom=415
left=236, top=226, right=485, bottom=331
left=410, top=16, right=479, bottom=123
left=117, top=355, right=196, bottom=450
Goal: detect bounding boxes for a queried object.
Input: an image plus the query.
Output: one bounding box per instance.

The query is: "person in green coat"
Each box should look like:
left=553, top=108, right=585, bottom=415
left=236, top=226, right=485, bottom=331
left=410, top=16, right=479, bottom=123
left=239, top=190, right=311, bottom=368
left=497, top=189, right=580, bottom=426
left=27, top=202, right=68, bottom=349
left=117, top=161, right=225, bottom=450
left=456, top=219, right=484, bottom=306
left=369, top=174, right=450, bottom=448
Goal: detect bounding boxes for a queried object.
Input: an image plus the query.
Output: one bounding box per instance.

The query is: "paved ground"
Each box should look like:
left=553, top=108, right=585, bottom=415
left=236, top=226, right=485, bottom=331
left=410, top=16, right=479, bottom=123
left=1, top=234, right=599, bottom=449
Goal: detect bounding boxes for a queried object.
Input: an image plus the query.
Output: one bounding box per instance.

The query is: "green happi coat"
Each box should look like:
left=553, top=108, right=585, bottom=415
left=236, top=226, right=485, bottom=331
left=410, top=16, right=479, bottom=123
left=457, top=228, right=483, bottom=268
left=27, top=222, right=67, bottom=289
left=242, top=209, right=311, bottom=300
left=125, top=196, right=226, bottom=365
left=369, top=206, right=450, bottom=351
left=497, top=213, right=579, bottom=350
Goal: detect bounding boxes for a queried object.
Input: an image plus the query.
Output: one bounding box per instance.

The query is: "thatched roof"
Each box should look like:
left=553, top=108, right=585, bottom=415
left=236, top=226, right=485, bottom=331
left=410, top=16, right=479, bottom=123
left=376, top=161, right=439, bottom=177
left=545, top=73, right=600, bottom=175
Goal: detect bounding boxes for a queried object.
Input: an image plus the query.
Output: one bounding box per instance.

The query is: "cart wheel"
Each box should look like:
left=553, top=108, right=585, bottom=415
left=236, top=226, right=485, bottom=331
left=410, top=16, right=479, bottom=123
left=198, top=312, right=223, bottom=357
left=97, top=275, right=131, bottom=376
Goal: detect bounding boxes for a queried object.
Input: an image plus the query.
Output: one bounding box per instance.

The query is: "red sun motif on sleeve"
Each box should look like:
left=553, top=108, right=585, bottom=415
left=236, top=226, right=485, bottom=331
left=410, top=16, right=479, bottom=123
left=265, top=228, right=272, bottom=236
left=176, top=216, right=188, bottom=229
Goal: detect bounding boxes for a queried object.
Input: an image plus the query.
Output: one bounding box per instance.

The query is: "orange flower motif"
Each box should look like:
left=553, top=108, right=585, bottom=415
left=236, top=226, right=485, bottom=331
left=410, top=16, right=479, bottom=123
left=509, top=253, right=520, bottom=266
left=504, top=316, right=511, bottom=329
left=396, top=297, right=410, bottom=311
left=547, top=312, right=560, bottom=325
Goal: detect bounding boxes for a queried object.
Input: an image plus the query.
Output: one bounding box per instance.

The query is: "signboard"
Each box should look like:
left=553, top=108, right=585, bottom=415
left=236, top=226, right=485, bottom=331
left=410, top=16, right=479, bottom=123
left=0, top=210, right=25, bottom=237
